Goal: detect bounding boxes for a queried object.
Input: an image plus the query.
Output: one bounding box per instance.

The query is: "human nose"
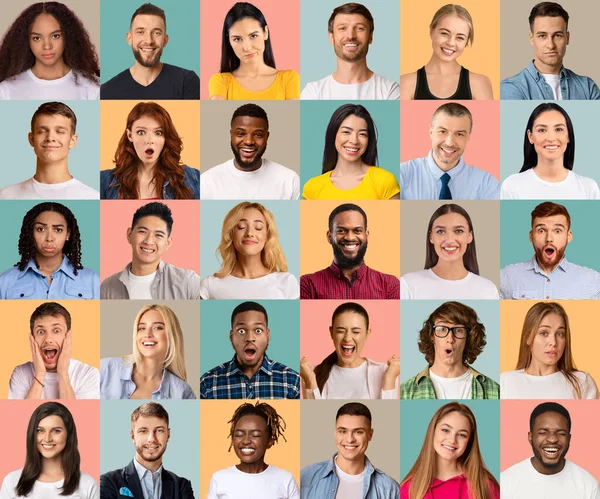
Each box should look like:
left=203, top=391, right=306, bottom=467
left=548, top=333, right=557, bottom=346
left=243, top=134, right=255, bottom=145
left=45, top=229, right=55, bottom=242
left=446, top=331, right=456, bottom=343
left=42, top=36, right=52, bottom=50
left=147, top=431, right=158, bottom=443
left=242, top=37, right=252, bottom=52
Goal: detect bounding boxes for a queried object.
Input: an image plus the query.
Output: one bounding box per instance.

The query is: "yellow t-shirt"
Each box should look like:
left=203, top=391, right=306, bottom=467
left=302, top=166, right=400, bottom=200
left=208, top=69, right=300, bottom=100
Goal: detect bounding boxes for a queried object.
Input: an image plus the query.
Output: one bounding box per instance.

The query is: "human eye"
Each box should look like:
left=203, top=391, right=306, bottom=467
left=237, top=328, right=246, bottom=335
left=55, top=227, right=63, bottom=233
left=441, top=428, right=449, bottom=433
left=455, top=228, right=464, bottom=234
left=36, top=329, right=45, bottom=335
left=538, top=34, right=546, bottom=39
left=458, top=432, right=468, bottom=439
left=435, top=229, right=445, bottom=235
left=249, top=33, right=258, bottom=39
left=255, top=328, right=264, bottom=335
left=556, top=126, right=564, bottom=132
left=156, top=428, right=164, bottom=433
left=155, top=130, right=163, bottom=136
left=539, top=330, right=548, bottom=336
left=237, top=223, right=247, bottom=230
left=51, top=33, right=61, bottom=40
left=232, top=36, right=242, bottom=42
left=359, top=132, right=368, bottom=138
left=35, top=226, right=45, bottom=232
left=31, top=35, right=41, bottom=42
left=52, top=428, right=62, bottom=434
left=136, top=130, right=145, bottom=135
left=557, top=331, right=565, bottom=338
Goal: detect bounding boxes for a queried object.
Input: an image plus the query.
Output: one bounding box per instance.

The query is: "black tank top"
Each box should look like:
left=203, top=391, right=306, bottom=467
left=414, top=66, right=473, bottom=100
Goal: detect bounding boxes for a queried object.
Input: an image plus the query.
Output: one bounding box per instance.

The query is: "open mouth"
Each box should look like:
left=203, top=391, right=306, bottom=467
left=441, top=245, right=459, bottom=255
left=440, top=146, right=457, bottom=156
left=239, top=447, right=255, bottom=455
left=341, top=345, right=356, bottom=357
left=140, top=247, right=155, bottom=254
left=544, top=246, right=556, bottom=257
left=343, top=146, right=360, bottom=155
left=441, top=444, right=457, bottom=451
left=543, top=145, right=559, bottom=151
left=142, top=341, right=157, bottom=348
left=340, top=241, right=360, bottom=252
left=445, top=348, right=454, bottom=355
left=144, top=148, right=155, bottom=158
left=541, top=446, right=560, bottom=458
left=240, top=147, right=256, bottom=158
left=343, top=42, right=359, bottom=50
left=244, top=346, right=257, bottom=360
left=441, top=48, right=455, bottom=55
left=43, top=348, right=58, bottom=360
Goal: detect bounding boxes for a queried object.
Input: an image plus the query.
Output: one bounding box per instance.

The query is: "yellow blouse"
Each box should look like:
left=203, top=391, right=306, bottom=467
left=208, top=69, right=300, bottom=100
left=302, top=167, right=400, bottom=200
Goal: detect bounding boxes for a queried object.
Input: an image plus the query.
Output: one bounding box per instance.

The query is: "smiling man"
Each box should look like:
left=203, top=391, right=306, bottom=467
left=300, top=203, right=399, bottom=299
left=0, top=102, right=99, bottom=199
left=501, top=2, right=600, bottom=100
left=200, top=104, right=299, bottom=200
left=301, top=3, right=399, bottom=100
left=301, top=402, right=399, bottom=499
left=8, top=302, right=99, bottom=399
left=200, top=301, right=300, bottom=399
left=101, top=3, right=199, bottom=99
left=100, top=402, right=195, bottom=499
left=502, top=402, right=600, bottom=498
left=400, top=301, right=499, bottom=399
left=500, top=202, right=600, bottom=299
left=400, top=103, right=499, bottom=200
left=100, top=202, right=201, bottom=299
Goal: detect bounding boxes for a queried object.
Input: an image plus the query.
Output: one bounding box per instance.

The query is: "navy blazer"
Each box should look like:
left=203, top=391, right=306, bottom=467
left=100, top=460, right=195, bottom=499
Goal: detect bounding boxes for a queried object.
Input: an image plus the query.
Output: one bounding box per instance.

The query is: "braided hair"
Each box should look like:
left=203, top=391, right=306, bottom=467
left=227, top=401, right=287, bottom=451
left=17, top=202, right=83, bottom=274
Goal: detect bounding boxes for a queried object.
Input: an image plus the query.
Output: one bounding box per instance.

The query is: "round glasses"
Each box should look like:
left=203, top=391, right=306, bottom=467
left=432, top=325, right=470, bottom=339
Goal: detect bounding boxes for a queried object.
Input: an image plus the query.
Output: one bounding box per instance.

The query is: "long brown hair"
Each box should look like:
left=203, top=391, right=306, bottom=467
left=112, top=102, right=192, bottom=199
left=516, top=302, right=582, bottom=398
left=401, top=402, right=498, bottom=499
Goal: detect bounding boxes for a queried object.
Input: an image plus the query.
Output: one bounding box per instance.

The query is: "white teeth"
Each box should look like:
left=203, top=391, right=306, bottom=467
left=442, top=444, right=456, bottom=451
left=344, top=147, right=359, bottom=152
left=341, top=345, right=355, bottom=353
left=141, top=248, right=154, bottom=253
left=343, top=445, right=358, bottom=450
left=344, top=43, right=357, bottom=47
left=240, top=448, right=255, bottom=454
left=442, top=48, right=455, bottom=54
left=143, top=342, right=156, bottom=346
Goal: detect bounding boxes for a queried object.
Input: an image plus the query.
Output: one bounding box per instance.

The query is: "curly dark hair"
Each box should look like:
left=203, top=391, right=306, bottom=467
left=17, top=202, right=83, bottom=275
left=227, top=401, right=287, bottom=452
left=0, top=2, right=100, bottom=84
left=418, top=301, right=487, bottom=366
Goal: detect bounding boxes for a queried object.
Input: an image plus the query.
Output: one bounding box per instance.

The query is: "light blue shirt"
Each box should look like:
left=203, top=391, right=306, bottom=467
left=100, top=357, right=197, bottom=400
left=500, top=256, right=600, bottom=299
left=133, top=458, right=162, bottom=499
left=501, top=61, right=600, bottom=100
left=0, top=256, right=99, bottom=299
left=400, top=151, right=499, bottom=200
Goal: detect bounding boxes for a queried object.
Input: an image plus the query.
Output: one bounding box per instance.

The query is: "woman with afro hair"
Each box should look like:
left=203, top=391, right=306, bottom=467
left=0, top=202, right=99, bottom=299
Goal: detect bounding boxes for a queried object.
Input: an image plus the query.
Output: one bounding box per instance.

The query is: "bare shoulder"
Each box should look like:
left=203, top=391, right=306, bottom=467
left=400, top=71, right=418, bottom=100
left=469, top=71, right=494, bottom=100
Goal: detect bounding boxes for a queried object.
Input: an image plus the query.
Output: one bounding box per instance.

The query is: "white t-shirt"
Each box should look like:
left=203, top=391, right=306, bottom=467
left=8, top=359, right=100, bottom=399
left=207, top=465, right=300, bottom=499
left=334, top=459, right=363, bottom=499
left=0, top=177, right=99, bottom=200
left=301, top=73, right=400, bottom=100
left=542, top=74, right=563, bottom=100
left=201, top=159, right=300, bottom=200
left=122, top=270, right=156, bottom=299
left=199, top=272, right=299, bottom=299
left=501, top=458, right=600, bottom=499
left=501, top=168, right=600, bottom=200
left=501, top=369, right=599, bottom=399
left=0, top=69, right=99, bottom=100
left=400, top=269, right=499, bottom=299
left=429, top=369, right=473, bottom=399
left=325, top=362, right=370, bottom=399
left=0, top=469, right=99, bottom=499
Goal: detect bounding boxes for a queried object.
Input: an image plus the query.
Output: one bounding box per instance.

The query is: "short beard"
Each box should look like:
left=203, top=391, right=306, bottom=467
left=532, top=445, right=568, bottom=471
left=534, top=246, right=565, bottom=271
left=331, top=240, right=368, bottom=269
left=231, top=143, right=265, bottom=171
left=132, top=46, right=163, bottom=68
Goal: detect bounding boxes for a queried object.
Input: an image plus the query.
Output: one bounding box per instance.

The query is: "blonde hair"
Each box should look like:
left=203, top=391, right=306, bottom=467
left=124, top=304, right=188, bottom=381
left=401, top=402, right=498, bottom=499
left=516, top=302, right=581, bottom=399
left=214, top=202, right=288, bottom=279
left=430, top=4, right=474, bottom=46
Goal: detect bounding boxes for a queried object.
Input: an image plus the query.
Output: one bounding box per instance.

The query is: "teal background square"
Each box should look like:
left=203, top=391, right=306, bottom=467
left=100, top=0, right=200, bottom=84
left=0, top=101, right=100, bottom=190
left=500, top=200, right=600, bottom=270
left=100, top=400, right=199, bottom=494
left=400, top=399, right=500, bottom=480
left=400, top=300, right=500, bottom=384
left=200, top=300, right=300, bottom=375
left=300, top=100, right=400, bottom=189
left=0, top=200, right=100, bottom=273
left=199, top=200, right=300, bottom=278
left=299, top=0, right=400, bottom=88
left=500, top=101, right=600, bottom=184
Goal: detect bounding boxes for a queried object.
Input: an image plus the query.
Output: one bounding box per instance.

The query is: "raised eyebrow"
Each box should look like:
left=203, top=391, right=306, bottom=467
left=234, top=321, right=267, bottom=328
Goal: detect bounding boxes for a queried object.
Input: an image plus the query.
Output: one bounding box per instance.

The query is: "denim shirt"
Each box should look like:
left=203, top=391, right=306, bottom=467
left=301, top=454, right=399, bottom=499
left=100, top=165, right=200, bottom=199
left=501, top=61, right=600, bottom=100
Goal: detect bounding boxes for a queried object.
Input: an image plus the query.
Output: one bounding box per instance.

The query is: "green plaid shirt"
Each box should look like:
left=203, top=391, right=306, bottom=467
left=400, top=366, right=500, bottom=399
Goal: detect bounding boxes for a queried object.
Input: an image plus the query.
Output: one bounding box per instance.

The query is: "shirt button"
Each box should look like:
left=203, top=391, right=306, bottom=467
left=78, top=293, right=82, bottom=297
left=546, top=296, right=549, bottom=299
left=546, top=279, right=550, bottom=282
left=20, top=293, right=24, bottom=297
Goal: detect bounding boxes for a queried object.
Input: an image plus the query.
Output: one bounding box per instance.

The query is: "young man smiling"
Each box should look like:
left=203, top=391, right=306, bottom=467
left=100, top=202, right=201, bottom=299
left=500, top=202, right=600, bottom=299
left=200, top=301, right=300, bottom=399
left=200, top=104, right=300, bottom=200
left=8, top=302, right=99, bottom=399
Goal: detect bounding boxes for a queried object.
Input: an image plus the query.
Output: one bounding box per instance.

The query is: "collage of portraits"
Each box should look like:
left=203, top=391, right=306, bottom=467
left=0, top=0, right=598, bottom=498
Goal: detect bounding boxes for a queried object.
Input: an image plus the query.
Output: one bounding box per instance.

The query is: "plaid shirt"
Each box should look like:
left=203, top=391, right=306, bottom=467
left=200, top=354, right=300, bottom=399
left=400, top=366, right=500, bottom=400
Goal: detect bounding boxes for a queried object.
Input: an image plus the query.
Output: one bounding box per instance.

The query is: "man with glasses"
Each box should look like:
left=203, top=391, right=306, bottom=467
left=400, top=301, right=499, bottom=399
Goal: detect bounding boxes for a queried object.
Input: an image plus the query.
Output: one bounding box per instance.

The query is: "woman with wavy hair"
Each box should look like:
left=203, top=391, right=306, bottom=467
left=200, top=202, right=299, bottom=299
left=501, top=302, right=598, bottom=399
left=0, top=202, right=99, bottom=299
left=100, top=304, right=196, bottom=399
left=400, top=4, right=492, bottom=100
left=100, top=102, right=199, bottom=200
left=300, top=302, right=399, bottom=399
left=400, top=402, right=499, bottom=499
left=209, top=2, right=299, bottom=100
left=0, top=2, right=99, bottom=100
left=0, top=402, right=98, bottom=498
left=501, top=103, right=600, bottom=199
left=302, top=104, right=400, bottom=200
left=400, top=203, right=498, bottom=299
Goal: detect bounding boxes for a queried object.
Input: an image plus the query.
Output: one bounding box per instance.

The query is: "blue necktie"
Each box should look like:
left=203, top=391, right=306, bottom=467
left=439, top=172, right=452, bottom=200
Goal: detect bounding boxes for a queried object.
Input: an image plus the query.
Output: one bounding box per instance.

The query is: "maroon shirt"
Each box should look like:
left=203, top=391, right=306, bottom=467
left=300, top=262, right=400, bottom=299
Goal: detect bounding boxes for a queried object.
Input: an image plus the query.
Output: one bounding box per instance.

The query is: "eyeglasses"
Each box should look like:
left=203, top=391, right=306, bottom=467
left=433, top=325, right=470, bottom=339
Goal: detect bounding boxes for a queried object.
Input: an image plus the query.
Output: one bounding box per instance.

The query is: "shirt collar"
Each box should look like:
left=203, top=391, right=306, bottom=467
left=426, top=150, right=465, bottom=180
left=318, top=453, right=373, bottom=479
left=328, top=261, right=367, bottom=280
left=430, top=474, right=466, bottom=488
left=21, top=255, right=75, bottom=280
left=528, top=255, right=569, bottom=274
left=119, top=359, right=169, bottom=397
left=527, top=60, right=569, bottom=81
left=133, top=458, right=163, bottom=480
left=416, top=365, right=485, bottom=383
left=119, top=260, right=165, bottom=284
left=227, top=354, right=273, bottom=376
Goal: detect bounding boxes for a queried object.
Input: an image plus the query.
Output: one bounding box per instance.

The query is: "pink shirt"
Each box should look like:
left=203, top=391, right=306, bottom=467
left=401, top=475, right=500, bottom=499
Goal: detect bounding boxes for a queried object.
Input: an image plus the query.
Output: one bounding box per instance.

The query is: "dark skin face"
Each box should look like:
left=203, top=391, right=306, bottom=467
left=230, top=116, right=269, bottom=172
left=529, top=411, right=571, bottom=475
left=327, top=210, right=369, bottom=275
left=232, top=414, right=272, bottom=474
